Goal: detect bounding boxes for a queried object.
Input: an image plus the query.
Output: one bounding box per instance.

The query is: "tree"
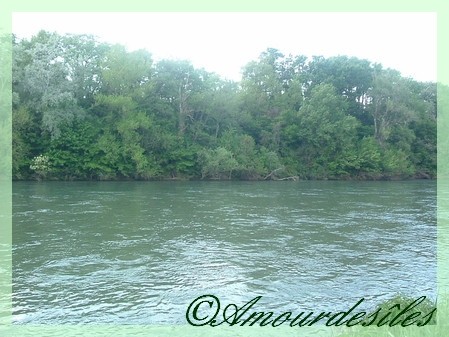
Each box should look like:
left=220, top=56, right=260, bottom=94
left=100, top=44, right=152, bottom=97
left=12, top=106, right=32, bottom=178
left=198, top=147, right=238, bottom=180
left=61, top=34, right=108, bottom=108
left=240, top=48, right=306, bottom=150
left=220, top=131, right=264, bottom=179
left=305, top=55, right=374, bottom=132
left=150, top=59, right=202, bottom=136
left=90, top=94, right=158, bottom=179
left=11, top=33, right=437, bottom=180
left=29, top=154, right=50, bottom=180
left=284, top=83, right=359, bottom=178
left=186, top=74, right=239, bottom=145
left=14, top=31, right=85, bottom=139
left=368, top=68, right=416, bottom=145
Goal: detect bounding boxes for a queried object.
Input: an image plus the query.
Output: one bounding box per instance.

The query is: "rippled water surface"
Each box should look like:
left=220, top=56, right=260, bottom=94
left=12, top=180, right=436, bottom=324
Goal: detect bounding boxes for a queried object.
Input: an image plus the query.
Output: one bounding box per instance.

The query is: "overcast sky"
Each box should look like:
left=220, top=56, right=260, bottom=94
left=12, top=12, right=437, bottom=83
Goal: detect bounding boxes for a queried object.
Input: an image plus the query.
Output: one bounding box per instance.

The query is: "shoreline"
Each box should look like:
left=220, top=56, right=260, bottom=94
left=11, top=175, right=437, bottom=182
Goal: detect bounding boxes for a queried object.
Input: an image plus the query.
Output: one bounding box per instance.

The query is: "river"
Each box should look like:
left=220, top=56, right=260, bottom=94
left=12, top=180, right=436, bottom=324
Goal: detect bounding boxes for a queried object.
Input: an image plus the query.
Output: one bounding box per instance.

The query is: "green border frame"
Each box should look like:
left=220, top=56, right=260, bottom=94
left=1, top=1, right=447, bottom=336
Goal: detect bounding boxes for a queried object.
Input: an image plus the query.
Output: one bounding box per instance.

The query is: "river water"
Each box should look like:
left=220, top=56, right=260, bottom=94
left=12, top=180, right=436, bottom=324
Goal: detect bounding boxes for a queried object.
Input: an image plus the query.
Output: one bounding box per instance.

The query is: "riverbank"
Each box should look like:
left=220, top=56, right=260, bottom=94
left=13, top=172, right=436, bottom=182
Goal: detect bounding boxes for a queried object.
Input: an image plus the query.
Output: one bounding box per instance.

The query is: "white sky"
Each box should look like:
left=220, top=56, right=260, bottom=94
left=12, top=12, right=437, bottom=83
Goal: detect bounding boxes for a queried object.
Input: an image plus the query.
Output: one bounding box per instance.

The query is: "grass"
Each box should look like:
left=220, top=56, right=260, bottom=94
left=334, top=294, right=447, bottom=337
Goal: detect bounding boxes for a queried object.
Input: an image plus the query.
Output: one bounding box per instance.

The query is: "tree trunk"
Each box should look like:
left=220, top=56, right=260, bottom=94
left=178, top=85, right=185, bottom=135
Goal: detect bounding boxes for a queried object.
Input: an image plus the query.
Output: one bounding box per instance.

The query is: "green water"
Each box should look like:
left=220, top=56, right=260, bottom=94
left=12, top=180, right=436, bottom=324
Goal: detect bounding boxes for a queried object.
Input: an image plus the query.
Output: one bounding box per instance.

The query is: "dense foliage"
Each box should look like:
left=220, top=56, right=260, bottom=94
left=12, top=31, right=437, bottom=180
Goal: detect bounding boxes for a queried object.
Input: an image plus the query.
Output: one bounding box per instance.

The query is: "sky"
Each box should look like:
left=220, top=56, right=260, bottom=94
left=12, top=12, right=437, bottom=83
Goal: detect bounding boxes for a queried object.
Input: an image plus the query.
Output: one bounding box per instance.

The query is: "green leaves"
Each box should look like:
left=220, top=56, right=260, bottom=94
left=198, top=147, right=238, bottom=180
left=12, top=32, right=436, bottom=180
left=288, top=83, right=359, bottom=178
left=101, top=45, right=152, bottom=96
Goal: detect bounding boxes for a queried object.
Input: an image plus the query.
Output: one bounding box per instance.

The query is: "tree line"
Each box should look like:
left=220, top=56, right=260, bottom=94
left=12, top=31, right=437, bottom=181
